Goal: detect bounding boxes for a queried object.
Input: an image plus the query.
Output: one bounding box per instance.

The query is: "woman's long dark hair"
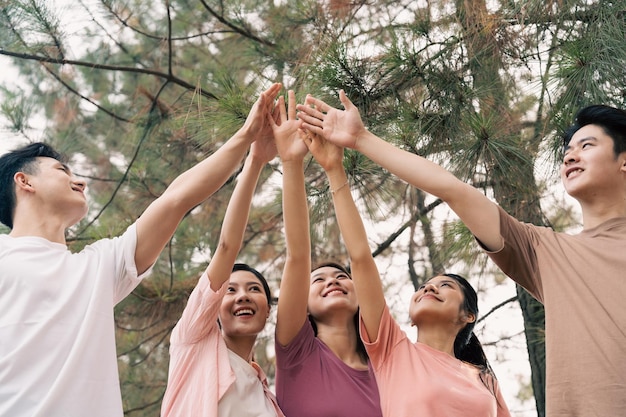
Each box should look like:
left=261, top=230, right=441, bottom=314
left=308, top=262, right=369, bottom=362
left=443, top=273, right=498, bottom=397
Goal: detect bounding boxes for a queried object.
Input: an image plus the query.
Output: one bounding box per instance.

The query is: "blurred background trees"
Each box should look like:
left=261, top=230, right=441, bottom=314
left=1, top=0, right=625, bottom=415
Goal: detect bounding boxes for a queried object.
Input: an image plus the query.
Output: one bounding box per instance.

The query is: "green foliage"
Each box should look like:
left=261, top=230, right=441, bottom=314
left=2, top=0, right=626, bottom=415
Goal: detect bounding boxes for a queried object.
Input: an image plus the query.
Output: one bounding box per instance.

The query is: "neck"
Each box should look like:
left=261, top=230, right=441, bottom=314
left=415, top=323, right=457, bottom=357
left=224, top=334, right=256, bottom=362
left=579, top=196, right=626, bottom=230
left=9, top=218, right=67, bottom=244
left=315, top=321, right=367, bottom=369
left=10, top=201, right=75, bottom=244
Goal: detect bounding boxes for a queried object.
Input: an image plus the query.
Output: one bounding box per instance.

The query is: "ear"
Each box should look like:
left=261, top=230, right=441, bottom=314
left=14, top=172, right=34, bottom=192
left=465, top=312, right=476, bottom=324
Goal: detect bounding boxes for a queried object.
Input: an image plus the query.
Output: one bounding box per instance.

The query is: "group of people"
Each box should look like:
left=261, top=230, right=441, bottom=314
left=0, top=82, right=624, bottom=417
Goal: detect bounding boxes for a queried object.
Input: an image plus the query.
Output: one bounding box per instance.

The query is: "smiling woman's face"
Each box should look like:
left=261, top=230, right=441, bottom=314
left=408, top=275, right=468, bottom=328
left=219, top=270, right=270, bottom=339
left=307, top=266, right=358, bottom=320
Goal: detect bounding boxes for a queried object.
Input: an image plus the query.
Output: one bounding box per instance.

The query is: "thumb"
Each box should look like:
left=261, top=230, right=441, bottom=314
left=339, top=89, right=354, bottom=110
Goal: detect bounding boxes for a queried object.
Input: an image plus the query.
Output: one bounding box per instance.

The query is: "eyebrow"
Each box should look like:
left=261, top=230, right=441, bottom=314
left=51, top=160, right=72, bottom=174
left=229, top=281, right=262, bottom=287
left=311, top=270, right=347, bottom=279
left=426, top=279, right=457, bottom=287
left=564, top=136, right=597, bottom=152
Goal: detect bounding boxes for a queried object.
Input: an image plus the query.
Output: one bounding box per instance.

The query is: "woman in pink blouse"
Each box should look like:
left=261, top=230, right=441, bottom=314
left=161, top=92, right=284, bottom=417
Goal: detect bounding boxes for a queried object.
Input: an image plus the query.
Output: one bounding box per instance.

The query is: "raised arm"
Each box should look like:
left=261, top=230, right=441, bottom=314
left=134, top=83, right=282, bottom=274
left=205, top=127, right=277, bottom=291
left=272, top=90, right=312, bottom=346
left=297, top=90, right=502, bottom=252
left=302, top=131, right=386, bottom=342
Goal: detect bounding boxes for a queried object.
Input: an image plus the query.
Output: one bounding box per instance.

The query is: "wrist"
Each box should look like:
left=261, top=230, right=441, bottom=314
left=354, top=129, right=375, bottom=152
left=233, top=127, right=256, bottom=145
left=244, top=153, right=266, bottom=171
left=327, top=169, right=348, bottom=187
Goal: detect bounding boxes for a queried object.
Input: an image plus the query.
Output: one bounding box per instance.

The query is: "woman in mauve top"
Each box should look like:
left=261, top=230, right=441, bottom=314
left=271, top=90, right=382, bottom=417
left=298, top=122, right=510, bottom=417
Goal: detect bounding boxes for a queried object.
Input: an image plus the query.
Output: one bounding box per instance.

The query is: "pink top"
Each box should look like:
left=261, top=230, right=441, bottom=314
left=160, top=273, right=283, bottom=417
left=361, top=305, right=510, bottom=417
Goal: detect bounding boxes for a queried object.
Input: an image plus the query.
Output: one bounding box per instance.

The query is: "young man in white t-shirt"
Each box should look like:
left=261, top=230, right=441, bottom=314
left=0, top=83, right=281, bottom=417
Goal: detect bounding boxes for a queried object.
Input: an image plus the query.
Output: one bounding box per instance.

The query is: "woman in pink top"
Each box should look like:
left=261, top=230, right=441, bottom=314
left=160, top=93, right=284, bottom=417
left=270, top=91, right=382, bottom=417
left=298, top=111, right=510, bottom=417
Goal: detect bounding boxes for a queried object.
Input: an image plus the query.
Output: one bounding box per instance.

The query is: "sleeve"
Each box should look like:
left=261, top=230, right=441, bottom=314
left=88, top=223, right=154, bottom=304
left=493, top=376, right=512, bottom=417
left=171, top=273, right=227, bottom=345
left=275, top=320, right=317, bottom=369
left=360, top=304, right=407, bottom=372
left=478, top=206, right=544, bottom=300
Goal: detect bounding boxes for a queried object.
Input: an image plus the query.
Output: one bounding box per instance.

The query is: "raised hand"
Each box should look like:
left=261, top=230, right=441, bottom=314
left=239, top=83, right=282, bottom=143
left=249, top=127, right=278, bottom=164
left=270, top=90, right=308, bottom=162
left=296, top=90, right=367, bottom=149
left=300, top=129, right=343, bottom=173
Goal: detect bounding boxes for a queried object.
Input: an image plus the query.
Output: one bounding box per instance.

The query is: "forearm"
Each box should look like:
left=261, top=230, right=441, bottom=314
left=163, top=130, right=253, bottom=213
left=355, top=130, right=461, bottom=201
left=325, top=167, right=372, bottom=262
left=206, top=152, right=264, bottom=291
left=354, top=130, right=502, bottom=249
left=134, top=131, right=253, bottom=274
left=283, top=160, right=311, bottom=263
left=276, top=159, right=311, bottom=345
left=327, top=165, right=385, bottom=340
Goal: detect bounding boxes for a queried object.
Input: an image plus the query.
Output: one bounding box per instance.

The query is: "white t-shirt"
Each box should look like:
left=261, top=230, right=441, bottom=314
left=218, top=350, right=278, bottom=417
left=0, top=224, right=150, bottom=417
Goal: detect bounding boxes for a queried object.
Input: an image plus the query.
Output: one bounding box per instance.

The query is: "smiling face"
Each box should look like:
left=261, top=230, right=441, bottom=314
left=307, top=265, right=358, bottom=321
left=560, top=124, right=626, bottom=202
left=24, top=157, right=88, bottom=226
left=218, top=270, right=270, bottom=340
left=408, top=275, right=474, bottom=329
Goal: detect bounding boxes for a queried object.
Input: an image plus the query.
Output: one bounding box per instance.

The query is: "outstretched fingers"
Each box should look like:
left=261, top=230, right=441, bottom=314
left=287, top=90, right=297, bottom=121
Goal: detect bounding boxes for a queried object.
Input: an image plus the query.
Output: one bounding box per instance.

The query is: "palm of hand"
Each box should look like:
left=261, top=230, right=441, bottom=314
left=275, top=120, right=307, bottom=160
left=251, top=135, right=277, bottom=163
left=309, top=135, right=342, bottom=171
left=323, top=109, right=360, bottom=148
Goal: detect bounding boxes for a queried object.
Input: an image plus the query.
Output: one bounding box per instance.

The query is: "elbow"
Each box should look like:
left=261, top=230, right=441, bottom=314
left=216, top=238, right=242, bottom=256
left=347, top=251, right=375, bottom=266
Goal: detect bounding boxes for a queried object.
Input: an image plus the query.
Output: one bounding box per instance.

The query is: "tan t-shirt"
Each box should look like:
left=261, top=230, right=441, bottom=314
left=484, top=206, right=626, bottom=416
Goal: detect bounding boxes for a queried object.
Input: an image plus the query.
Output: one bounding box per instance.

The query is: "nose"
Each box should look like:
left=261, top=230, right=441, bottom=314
left=326, top=277, right=340, bottom=287
left=563, top=149, right=579, bottom=165
left=72, top=177, right=87, bottom=192
left=235, top=289, right=251, bottom=303
left=423, top=282, right=437, bottom=293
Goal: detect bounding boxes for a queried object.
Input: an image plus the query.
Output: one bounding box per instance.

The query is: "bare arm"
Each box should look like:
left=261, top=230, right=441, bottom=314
left=272, top=91, right=312, bottom=346
left=205, top=131, right=277, bottom=291
left=297, top=90, right=502, bottom=252
left=302, top=131, right=386, bottom=342
left=134, top=83, right=282, bottom=274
